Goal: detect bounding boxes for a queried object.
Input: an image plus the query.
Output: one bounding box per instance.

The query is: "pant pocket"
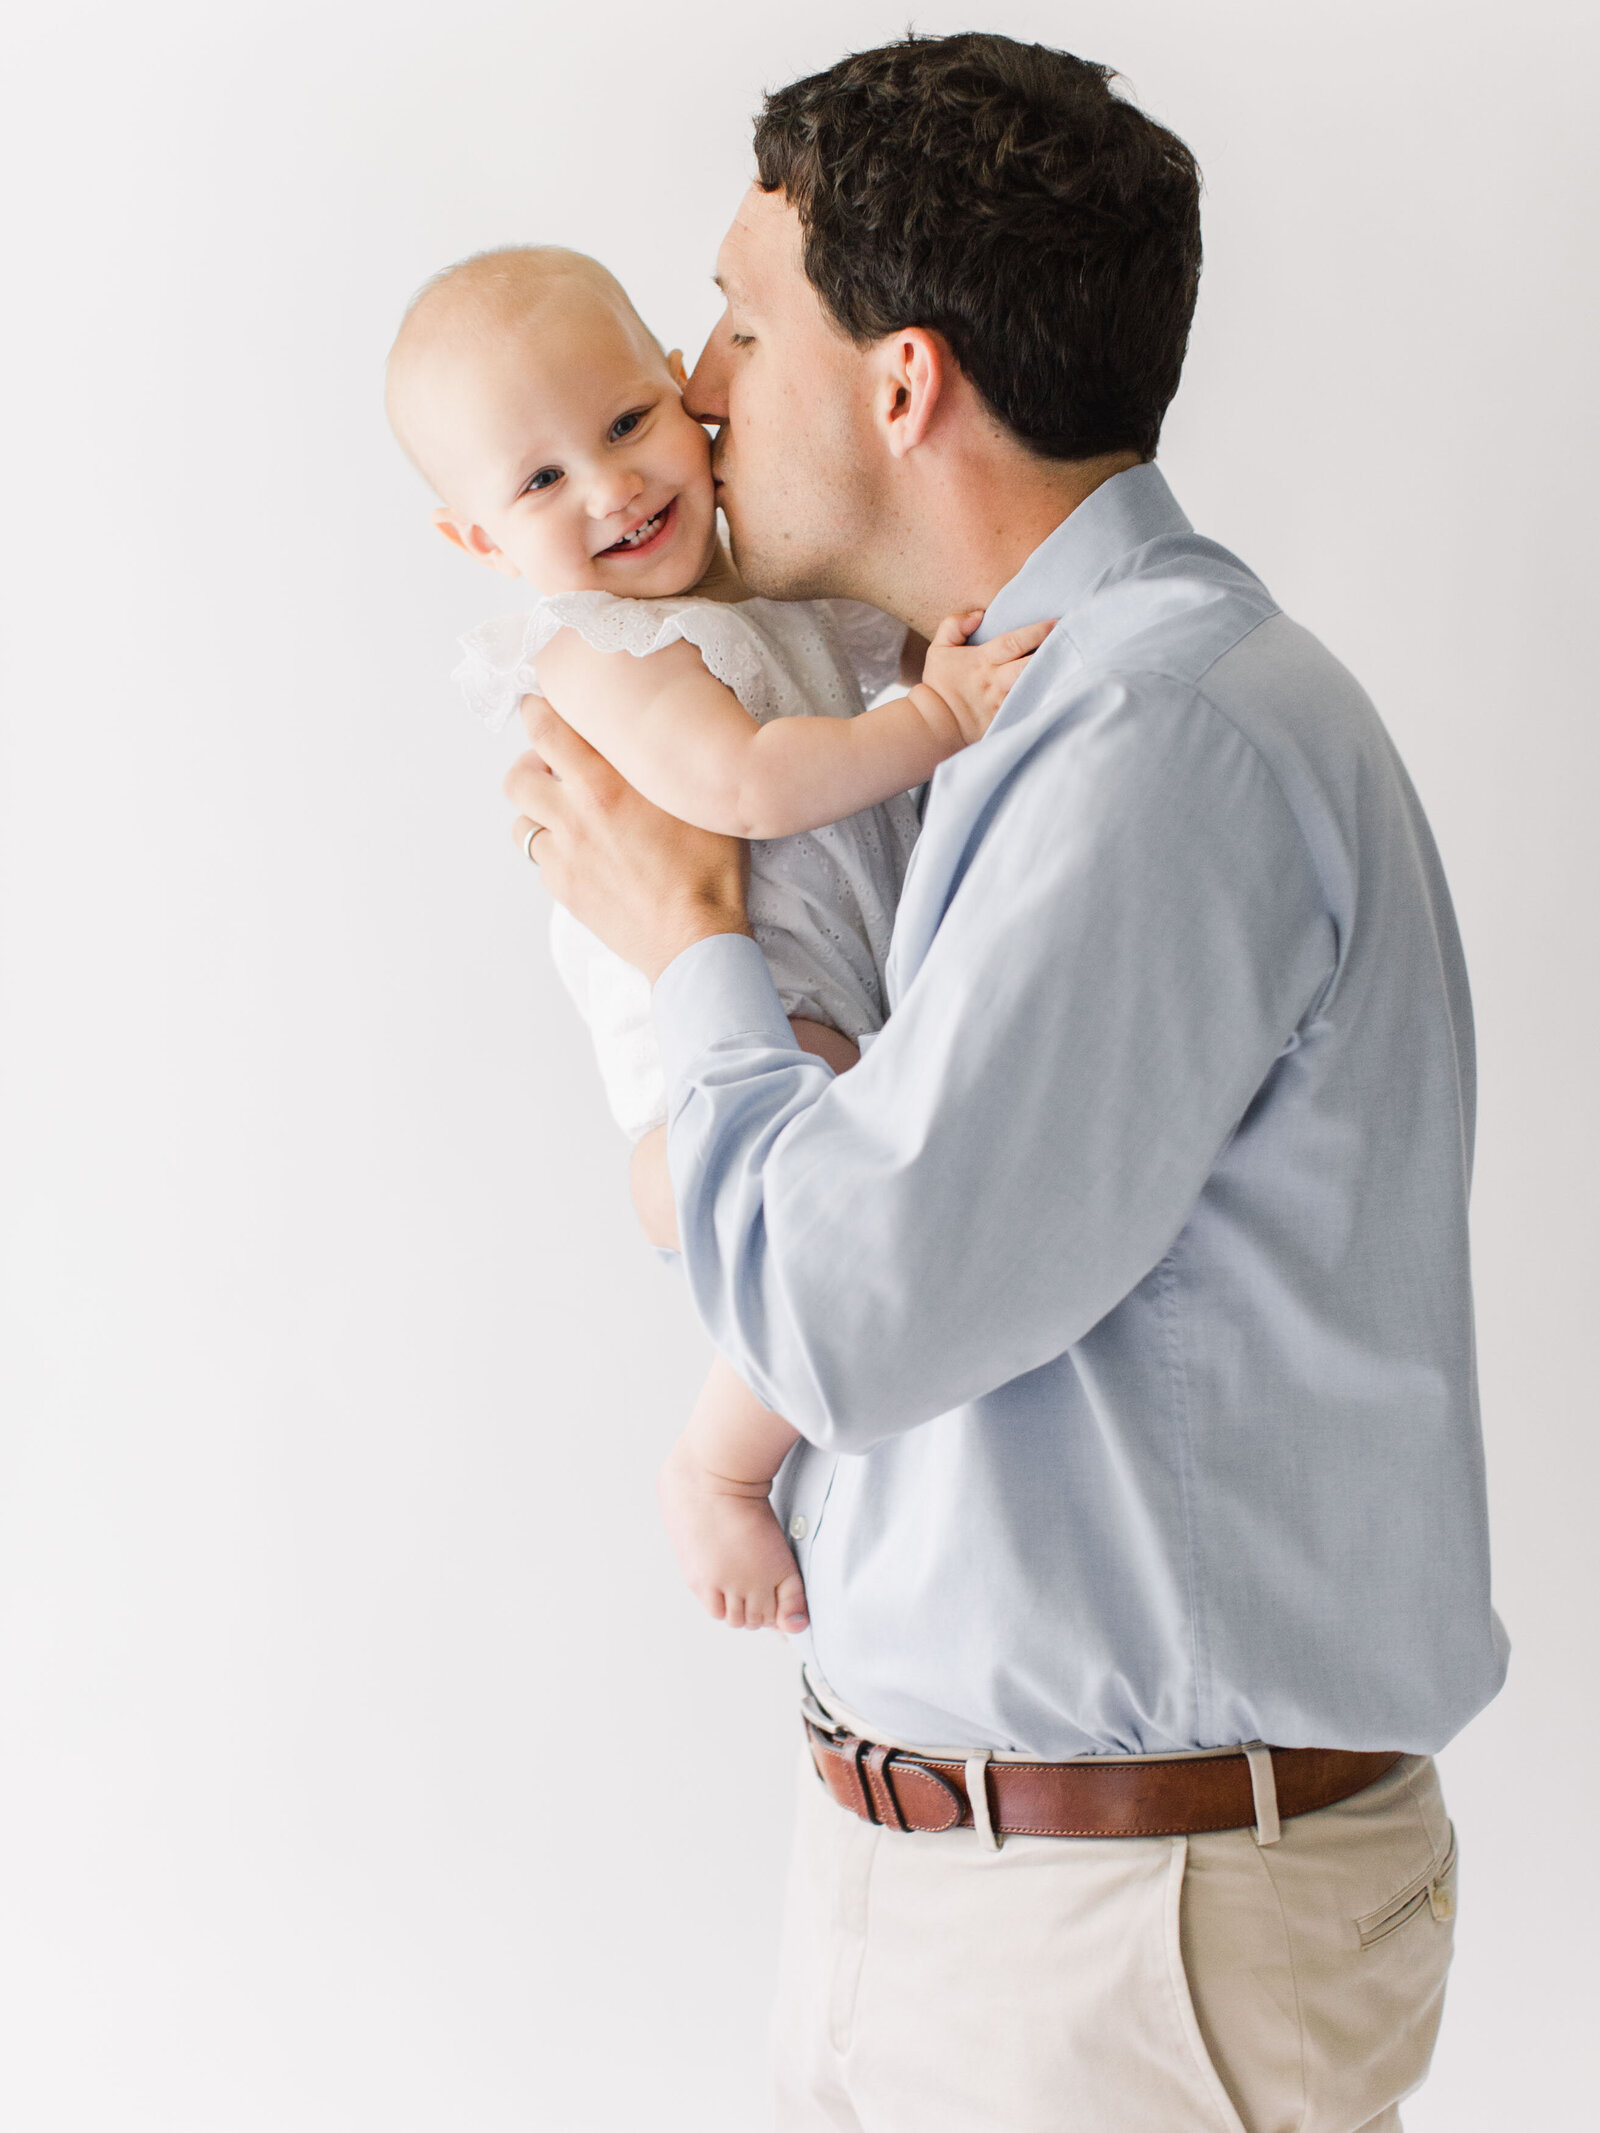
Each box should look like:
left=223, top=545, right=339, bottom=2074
left=1354, top=1822, right=1457, bottom=1948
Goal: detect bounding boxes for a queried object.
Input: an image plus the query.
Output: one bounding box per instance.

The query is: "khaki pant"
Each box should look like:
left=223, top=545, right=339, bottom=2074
left=773, top=1749, right=1456, bottom=2132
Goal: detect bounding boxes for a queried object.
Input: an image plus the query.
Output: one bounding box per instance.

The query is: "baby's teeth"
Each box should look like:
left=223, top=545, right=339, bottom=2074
left=618, top=509, right=663, bottom=547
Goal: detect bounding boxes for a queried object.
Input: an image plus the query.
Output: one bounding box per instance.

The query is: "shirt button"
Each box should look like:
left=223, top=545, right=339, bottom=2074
left=789, top=1514, right=808, bottom=1540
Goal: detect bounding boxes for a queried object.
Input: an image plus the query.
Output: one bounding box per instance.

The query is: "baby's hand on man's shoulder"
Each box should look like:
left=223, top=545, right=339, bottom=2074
left=921, top=610, right=1056, bottom=745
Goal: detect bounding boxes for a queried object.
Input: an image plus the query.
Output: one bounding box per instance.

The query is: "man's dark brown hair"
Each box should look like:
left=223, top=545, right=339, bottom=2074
left=754, top=33, right=1202, bottom=462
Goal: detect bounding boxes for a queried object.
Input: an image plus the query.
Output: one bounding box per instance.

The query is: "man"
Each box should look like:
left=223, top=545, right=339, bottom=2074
left=506, top=33, right=1506, bottom=2132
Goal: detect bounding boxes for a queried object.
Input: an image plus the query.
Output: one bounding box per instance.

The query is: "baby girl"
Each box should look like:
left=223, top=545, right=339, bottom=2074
left=385, top=247, right=1046, bottom=1638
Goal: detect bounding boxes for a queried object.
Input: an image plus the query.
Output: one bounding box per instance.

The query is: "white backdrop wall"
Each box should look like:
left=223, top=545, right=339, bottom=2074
left=2, top=3, right=1594, bottom=2126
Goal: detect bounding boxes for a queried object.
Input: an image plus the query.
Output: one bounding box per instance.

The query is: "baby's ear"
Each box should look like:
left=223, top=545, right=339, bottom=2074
left=431, top=507, right=522, bottom=579
left=666, top=347, right=688, bottom=390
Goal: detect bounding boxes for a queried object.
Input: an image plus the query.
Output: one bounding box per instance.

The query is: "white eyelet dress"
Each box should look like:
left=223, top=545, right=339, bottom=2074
left=456, top=592, right=919, bottom=1140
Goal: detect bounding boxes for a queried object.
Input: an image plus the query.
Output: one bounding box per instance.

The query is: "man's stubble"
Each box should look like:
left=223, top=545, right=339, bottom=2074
left=711, top=405, right=885, bottom=608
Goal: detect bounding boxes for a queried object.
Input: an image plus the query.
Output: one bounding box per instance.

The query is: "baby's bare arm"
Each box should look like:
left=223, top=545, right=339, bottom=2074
left=537, top=620, right=1050, bottom=842
left=537, top=630, right=766, bottom=829
left=540, top=628, right=948, bottom=838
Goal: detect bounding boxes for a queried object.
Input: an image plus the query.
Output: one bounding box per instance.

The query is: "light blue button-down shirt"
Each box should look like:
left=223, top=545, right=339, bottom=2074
left=653, top=464, right=1507, bottom=1758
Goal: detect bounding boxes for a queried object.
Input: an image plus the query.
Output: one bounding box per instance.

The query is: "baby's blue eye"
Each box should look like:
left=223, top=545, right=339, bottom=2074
left=609, top=409, right=646, bottom=440
left=523, top=467, right=561, bottom=494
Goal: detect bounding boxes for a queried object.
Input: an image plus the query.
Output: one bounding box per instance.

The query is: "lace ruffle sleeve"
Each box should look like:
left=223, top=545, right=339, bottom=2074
left=454, top=591, right=775, bottom=728
left=452, top=605, right=567, bottom=731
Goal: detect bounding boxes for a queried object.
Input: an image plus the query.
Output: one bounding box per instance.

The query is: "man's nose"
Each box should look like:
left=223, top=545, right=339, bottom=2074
left=684, top=320, right=730, bottom=425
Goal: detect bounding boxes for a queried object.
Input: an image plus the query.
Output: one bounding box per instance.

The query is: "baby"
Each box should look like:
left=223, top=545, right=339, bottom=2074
left=385, top=248, right=1046, bottom=1638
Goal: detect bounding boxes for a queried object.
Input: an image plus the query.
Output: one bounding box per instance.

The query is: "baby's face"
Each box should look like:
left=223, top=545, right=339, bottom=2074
left=419, top=283, right=718, bottom=598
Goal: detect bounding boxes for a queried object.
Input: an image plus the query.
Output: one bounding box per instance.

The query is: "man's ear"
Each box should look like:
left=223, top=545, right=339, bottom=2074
left=876, top=327, right=946, bottom=460
left=432, top=507, right=522, bottom=579
left=666, top=347, right=689, bottom=390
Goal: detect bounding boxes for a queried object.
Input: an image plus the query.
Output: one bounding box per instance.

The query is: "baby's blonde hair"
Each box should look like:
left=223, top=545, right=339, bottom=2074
left=385, top=246, right=662, bottom=488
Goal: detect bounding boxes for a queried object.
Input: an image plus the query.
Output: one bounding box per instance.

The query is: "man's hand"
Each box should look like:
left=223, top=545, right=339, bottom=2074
left=504, top=695, right=751, bottom=983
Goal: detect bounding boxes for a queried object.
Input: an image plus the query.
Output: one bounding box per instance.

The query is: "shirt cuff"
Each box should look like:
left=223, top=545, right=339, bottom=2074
left=652, top=931, right=797, bottom=1091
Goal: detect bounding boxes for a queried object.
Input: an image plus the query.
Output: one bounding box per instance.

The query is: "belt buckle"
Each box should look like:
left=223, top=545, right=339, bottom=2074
left=799, top=1689, right=847, bottom=1740
left=802, top=1699, right=969, bottom=1835
left=800, top=1696, right=860, bottom=1808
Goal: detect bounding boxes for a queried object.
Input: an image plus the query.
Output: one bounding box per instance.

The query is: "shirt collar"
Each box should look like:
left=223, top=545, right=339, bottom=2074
left=972, top=461, right=1192, bottom=643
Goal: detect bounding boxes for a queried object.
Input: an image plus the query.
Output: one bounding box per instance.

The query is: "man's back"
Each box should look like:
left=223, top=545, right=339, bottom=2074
left=659, top=463, right=1508, bottom=1754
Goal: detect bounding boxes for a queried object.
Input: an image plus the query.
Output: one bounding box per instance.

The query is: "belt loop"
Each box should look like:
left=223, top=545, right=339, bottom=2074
left=852, top=1738, right=880, bottom=1826
left=965, top=1751, right=1001, bottom=1852
left=1243, top=1743, right=1281, bottom=1846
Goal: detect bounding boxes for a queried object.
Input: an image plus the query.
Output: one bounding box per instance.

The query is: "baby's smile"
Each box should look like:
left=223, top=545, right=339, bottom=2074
left=599, top=498, right=676, bottom=557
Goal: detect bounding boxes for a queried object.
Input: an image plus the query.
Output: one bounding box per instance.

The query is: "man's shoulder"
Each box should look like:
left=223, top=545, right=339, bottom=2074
left=1194, top=610, right=1388, bottom=766
left=1051, top=540, right=1392, bottom=799
left=992, top=474, right=1412, bottom=854
left=1003, top=577, right=1409, bottom=910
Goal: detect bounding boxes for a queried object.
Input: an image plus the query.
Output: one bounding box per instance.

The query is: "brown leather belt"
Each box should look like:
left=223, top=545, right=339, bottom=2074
left=806, top=1717, right=1402, bottom=1840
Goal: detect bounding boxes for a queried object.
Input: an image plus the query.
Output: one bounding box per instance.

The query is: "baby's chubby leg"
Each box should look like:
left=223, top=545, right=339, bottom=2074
left=645, top=1016, right=854, bottom=1632
left=658, top=1356, right=807, bottom=1633
left=629, top=1018, right=860, bottom=1250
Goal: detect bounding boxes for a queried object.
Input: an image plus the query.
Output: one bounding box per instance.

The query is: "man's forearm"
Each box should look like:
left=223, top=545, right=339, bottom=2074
left=654, top=703, right=1333, bottom=1453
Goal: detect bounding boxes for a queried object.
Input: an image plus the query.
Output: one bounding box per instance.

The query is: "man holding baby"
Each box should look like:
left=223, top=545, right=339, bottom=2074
left=505, top=32, right=1505, bottom=2132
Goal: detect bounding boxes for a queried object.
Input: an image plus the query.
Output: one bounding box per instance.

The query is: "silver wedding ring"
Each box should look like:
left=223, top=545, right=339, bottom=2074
left=523, top=823, right=547, bottom=865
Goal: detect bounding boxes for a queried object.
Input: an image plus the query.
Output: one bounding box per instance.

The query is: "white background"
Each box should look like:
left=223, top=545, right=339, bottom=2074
left=2, top=2, right=1595, bottom=2126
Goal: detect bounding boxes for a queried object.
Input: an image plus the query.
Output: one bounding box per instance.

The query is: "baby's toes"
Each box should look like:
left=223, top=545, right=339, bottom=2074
left=776, top=1571, right=809, bottom=1635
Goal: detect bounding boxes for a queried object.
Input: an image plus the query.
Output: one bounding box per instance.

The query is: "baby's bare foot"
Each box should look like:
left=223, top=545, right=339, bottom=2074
left=658, top=1442, right=809, bottom=1634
